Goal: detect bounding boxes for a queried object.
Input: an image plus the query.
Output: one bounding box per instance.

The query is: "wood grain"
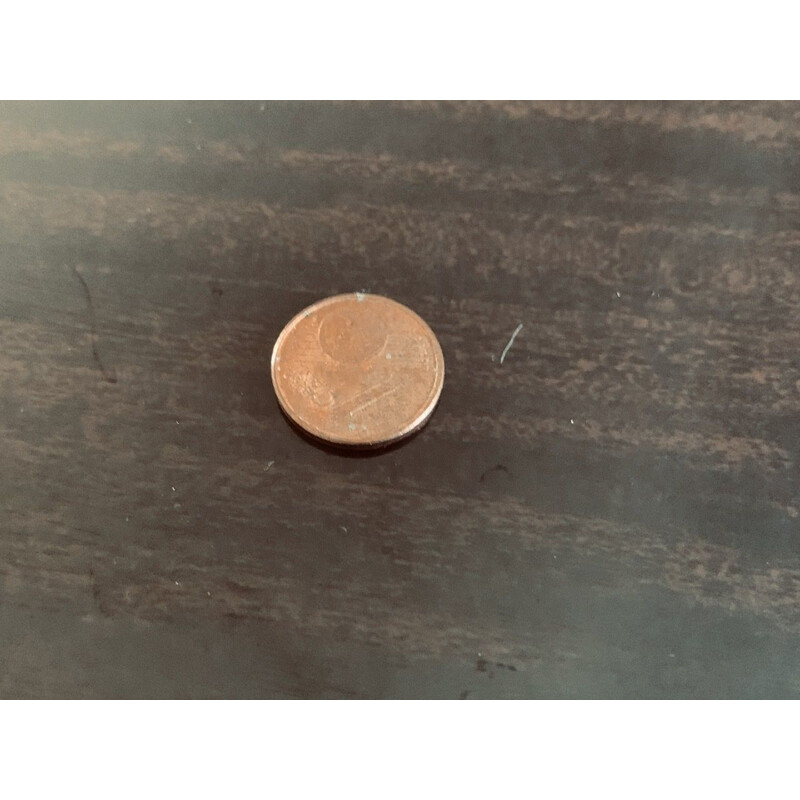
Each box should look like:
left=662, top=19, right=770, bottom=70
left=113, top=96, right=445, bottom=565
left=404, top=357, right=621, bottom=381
left=2, top=101, right=800, bottom=698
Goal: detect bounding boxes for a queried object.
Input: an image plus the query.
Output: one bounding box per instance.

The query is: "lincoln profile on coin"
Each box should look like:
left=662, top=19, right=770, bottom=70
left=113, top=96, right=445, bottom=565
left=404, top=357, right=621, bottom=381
left=271, top=293, right=444, bottom=447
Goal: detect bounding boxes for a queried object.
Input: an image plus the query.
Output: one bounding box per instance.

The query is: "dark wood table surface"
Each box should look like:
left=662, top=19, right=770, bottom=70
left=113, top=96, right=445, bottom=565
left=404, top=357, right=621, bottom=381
left=2, top=101, right=800, bottom=698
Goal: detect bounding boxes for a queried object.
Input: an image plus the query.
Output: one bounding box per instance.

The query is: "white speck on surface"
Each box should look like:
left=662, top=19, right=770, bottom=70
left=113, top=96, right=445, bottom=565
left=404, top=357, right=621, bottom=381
left=175, top=581, right=180, bottom=586
left=500, top=323, right=524, bottom=365
left=125, top=516, right=129, bottom=522
left=386, top=352, right=392, bottom=359
left=207, top=591, right=212, bottom=596
left=340, top=526, right=348, bottom=533
left=570, top=419, right=574, bottom=424
left=355, top=292, right=366, bottom=302
left=171, top=486, right=175, bottom=492
left=669, top=653, right=676, bottom=658
left=176, top=420, right=180, bottom=425
left=616, top=290, right=621, bottom=298
left=265, top=460, right=275, bottom=471
left=186, top=118, right=192, bottom=124
left=348, top=423, right=356, bottom=431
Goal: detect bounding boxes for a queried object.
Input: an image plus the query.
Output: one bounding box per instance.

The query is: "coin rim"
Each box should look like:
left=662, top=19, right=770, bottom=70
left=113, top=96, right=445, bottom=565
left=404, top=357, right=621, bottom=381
left=270, top=293, right=445, bottom=447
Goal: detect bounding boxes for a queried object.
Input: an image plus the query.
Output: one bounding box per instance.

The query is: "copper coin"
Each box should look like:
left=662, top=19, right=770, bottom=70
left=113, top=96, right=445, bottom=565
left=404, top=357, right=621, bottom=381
left=271, top=293, right=445, bottom=447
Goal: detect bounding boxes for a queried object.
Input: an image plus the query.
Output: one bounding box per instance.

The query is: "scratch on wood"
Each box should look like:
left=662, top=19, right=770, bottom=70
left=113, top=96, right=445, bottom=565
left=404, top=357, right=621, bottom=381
left=500, top=323, right=523, bottom=365
left=70, top=264, right=118, bottom=384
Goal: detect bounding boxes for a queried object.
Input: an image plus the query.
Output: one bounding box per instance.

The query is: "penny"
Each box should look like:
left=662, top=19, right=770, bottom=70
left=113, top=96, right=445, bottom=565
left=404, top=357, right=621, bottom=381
left=271, top=293, right=445, bottom=447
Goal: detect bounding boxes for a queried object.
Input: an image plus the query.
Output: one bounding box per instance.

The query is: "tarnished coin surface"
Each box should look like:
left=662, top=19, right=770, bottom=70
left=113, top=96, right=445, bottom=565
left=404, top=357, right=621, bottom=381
left=271, top=293, right=444, bottom=447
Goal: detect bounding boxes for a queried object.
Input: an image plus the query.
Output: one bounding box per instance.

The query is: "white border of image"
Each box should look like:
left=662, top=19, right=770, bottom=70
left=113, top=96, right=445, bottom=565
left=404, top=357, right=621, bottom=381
left=2, top=1, right=797, bottom=99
